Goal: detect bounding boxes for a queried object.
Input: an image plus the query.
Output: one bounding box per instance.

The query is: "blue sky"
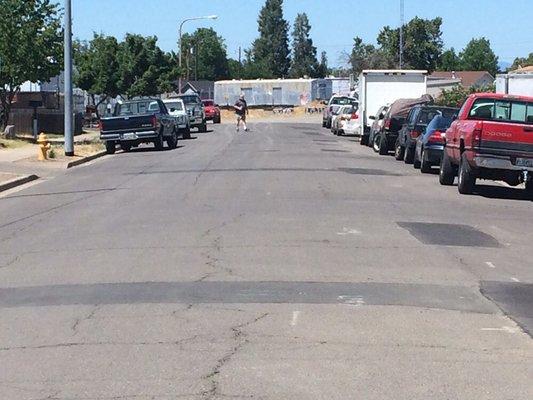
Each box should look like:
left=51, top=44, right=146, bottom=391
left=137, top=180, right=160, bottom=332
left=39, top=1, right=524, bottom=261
left=70, top=0, right=532, bottom=66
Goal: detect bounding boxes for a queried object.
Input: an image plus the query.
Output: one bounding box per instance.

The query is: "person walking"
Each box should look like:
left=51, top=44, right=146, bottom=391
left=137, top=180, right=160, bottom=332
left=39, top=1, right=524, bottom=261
left=234, top=93, right=249, bottom=132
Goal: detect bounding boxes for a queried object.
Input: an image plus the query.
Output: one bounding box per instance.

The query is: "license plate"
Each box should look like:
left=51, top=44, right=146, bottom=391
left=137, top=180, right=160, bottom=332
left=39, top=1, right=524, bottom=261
left=516, top=158, right=533, bottom=168
left=122, top=133, right=137, bottom=140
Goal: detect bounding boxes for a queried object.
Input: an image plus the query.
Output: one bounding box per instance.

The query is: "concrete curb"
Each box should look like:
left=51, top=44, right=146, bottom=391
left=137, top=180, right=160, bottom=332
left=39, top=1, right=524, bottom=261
left=0, top=174, right=39, bottom=193
left=66, top=150, right=107, bottom=169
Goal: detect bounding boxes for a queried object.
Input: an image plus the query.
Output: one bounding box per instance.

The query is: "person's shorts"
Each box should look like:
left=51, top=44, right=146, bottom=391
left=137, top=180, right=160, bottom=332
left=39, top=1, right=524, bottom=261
left=237, top=114, right=246, bottom=122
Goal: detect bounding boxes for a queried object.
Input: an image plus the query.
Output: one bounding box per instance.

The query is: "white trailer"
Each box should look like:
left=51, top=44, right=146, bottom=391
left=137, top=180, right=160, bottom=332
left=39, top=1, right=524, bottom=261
left=496, top=73, right=533, bottom=97
left=358, top=70, right=427, bottom=136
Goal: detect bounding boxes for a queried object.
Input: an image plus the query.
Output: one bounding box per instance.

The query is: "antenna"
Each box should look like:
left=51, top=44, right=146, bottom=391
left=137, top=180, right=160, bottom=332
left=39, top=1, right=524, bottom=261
left=399, top=0, right=404, bottom=69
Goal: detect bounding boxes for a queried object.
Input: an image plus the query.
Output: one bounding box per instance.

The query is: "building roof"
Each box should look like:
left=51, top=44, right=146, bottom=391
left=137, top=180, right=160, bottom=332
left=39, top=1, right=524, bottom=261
left=509, top=65, right=533, bottom=74
left=430, top=71, right=494, bottom=87
left=179, top=80, right=214, bottom=93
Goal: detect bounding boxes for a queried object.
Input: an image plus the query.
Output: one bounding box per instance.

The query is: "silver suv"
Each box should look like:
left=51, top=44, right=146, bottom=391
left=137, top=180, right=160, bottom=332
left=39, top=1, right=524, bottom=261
left=177, top=94, right=207, bottom=133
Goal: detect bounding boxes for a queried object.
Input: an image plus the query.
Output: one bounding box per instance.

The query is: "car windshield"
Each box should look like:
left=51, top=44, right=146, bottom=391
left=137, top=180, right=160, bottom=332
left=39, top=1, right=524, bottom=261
left=203, top=100, right=214, bottom=107
left=165, top=102, right=183, bottom=112
left=114, top=100, right=159, bottom=116
left=331, top=97, right=357, bottom=105
left=417, top=108, right=457, bottom=125
left=179, top=95, right=200, bottom=105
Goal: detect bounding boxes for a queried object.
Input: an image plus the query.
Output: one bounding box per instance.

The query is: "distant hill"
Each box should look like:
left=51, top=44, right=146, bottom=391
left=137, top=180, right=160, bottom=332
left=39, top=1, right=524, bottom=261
left=498, top=61, right=512, bottom=72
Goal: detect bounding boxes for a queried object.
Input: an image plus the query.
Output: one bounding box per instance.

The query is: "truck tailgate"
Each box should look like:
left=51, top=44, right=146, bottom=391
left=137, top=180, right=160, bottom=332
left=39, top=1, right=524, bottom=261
left=101, top=114, right=156, bottom=133
left=480, top=120, right=533, bottom=157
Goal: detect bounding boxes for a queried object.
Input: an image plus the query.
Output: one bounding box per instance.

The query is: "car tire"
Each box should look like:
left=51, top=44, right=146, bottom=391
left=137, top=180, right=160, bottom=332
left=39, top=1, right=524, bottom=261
left=322, top=120, right=327, bottom=128
left=154, top=133, right=164, bottom=150
left=420, top=148, right=431, bottom=173
left=105, top=141, right=116, bottom=155
left=525, top=178, right=533, bottom=199
left=121, top=143, right=132, bottom=152
left=360, top=135, right=368, bottom=146
left=166, top=129, right=178, bottom=149
left=326, top=118, right=331, bottom=129
left=439, top=150, right=455, bottom=186
left=378, top=133, right=388, bottom=155
left=457, top=153, right=476, bottom=194
left=394, top=139, right=405, bottom=161
left=183, top=126, right=191, bottom=139
left=404, top=145, right=415, bottom=164
left=199, top=123, right=207, bottom=133
left=214, top=116, right=221, bottom=124
left=372, top=134, right=381, bottom=153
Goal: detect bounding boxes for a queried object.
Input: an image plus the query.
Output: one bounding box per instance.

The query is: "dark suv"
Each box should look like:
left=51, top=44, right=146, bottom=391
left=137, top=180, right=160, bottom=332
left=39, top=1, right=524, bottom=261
left=395, top=105, right=458, bottom=163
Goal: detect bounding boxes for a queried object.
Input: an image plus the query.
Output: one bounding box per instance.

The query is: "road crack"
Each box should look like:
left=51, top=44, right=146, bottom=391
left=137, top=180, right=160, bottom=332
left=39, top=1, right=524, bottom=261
left=201, top=313, right=269, bottom=399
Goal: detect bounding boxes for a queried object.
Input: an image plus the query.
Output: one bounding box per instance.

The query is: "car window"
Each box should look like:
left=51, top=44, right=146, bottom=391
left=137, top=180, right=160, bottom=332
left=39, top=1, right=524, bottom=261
left=203, top=101, right=214, bottom=107
left=165, top=102, right=183, bottom=111
left=407, top=109, right=418, bottom=125
left=115, top=100, right=159, bottom=116
left=469, top=98, right=532, bottom=123
left=469, top=99, right=494, bottom=119
left=510, top=102, right=527, bottom=123
left=527, top=104, right=533, bottom=124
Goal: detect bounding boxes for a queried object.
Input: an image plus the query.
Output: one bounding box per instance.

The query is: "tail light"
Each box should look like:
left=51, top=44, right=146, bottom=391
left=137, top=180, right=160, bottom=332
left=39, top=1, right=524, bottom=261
left=428, top=130, right=445, bottom=144
left=410, top=130, right=419, bottom=139
left=152, top=115, right=160, bottom=129
left=98, top=120, right=104, bottom=131
left=351, top=113, right=359, bottom=120
left=472, top=127, right=482, bottom=148
left=384, top=119, right=391, bottom=130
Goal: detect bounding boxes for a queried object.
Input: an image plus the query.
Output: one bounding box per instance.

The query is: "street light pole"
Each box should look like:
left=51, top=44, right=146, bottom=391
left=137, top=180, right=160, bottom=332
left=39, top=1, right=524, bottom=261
left=178, top=15, right=218, bottom=95
left=64, top=0, right=74, bottom=156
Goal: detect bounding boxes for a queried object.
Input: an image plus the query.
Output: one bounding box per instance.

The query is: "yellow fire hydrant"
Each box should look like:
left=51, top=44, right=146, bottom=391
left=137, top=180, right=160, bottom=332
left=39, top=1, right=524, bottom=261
left=37, top=133, right=51, bottom=161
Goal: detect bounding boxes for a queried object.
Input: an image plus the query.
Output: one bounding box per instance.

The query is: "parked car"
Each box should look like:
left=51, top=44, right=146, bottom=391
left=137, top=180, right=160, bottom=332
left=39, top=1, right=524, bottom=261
left=439, top=93, right=533, bottom=196
left=162, top=98, right=191, bottom=139
left=373, top=95, right=433, bottom=155
left=396, top=105, right=459, bottom=163
left=329, top=107, right=343, bottom=134
left=322, top=95, right=358, bottom=129
left=177, top=94, right=207, bottom=132
left=202, top=99, right=221, bottom=124
left=100, top=98, right=178, bottom=154
left=364, top=105, right=389, bottom=146
left=413, top=114, right=454, bottom=173
left=331, top=104, right=360, bottom=136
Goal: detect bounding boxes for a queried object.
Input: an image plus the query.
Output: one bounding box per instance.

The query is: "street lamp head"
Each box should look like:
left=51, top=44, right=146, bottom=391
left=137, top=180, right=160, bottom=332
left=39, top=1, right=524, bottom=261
left=206, top=15, right=218, bottom=20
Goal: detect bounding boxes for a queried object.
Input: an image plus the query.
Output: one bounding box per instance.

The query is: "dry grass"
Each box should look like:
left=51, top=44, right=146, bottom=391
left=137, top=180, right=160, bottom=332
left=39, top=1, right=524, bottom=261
left=0, top=138, right=31, bottom=150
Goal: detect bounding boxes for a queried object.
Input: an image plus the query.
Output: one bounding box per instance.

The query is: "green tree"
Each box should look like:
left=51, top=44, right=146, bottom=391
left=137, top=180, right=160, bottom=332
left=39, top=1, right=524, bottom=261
left=0, top=0, right=62, bottom=129
left=74, top=34, right=121, bottom=117
left=509, top=52, right=533, bottom=71
left=289, top=13, right=318, bottom=78
left=228, top=59, right=243, bottom=80
left=241, top=49, right=272, bottom=79
left=117, top=34, right=174, bottom=99
left=316, top=51, right=329, bottom=78
left=181, top=28, right=229, bottom=81
left=436, top=84, right=496, bottom=108
left=251, top=0, right=291, bottom=78
left=350, top=37, right=392, bottom=75
left=438, top=48, right=460, bottom=71
left=377, top=17, right=443, bottom=72
left=459, top=37, right=499, bottom=76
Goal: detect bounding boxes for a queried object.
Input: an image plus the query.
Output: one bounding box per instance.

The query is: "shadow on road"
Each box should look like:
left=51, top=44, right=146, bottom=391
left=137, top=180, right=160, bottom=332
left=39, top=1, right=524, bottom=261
left=474, top=184, right=532, bottom=201
left=121, top=145, right=185, bottom=154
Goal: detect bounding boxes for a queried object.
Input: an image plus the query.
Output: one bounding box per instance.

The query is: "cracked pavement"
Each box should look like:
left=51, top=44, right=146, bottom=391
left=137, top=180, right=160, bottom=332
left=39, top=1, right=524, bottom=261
left=0, top=123, right=532, bottom=399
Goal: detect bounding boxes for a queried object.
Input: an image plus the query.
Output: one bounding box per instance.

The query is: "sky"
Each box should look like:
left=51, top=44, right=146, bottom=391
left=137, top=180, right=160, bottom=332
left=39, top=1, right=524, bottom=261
left=69, top=0, right=533, bottom=67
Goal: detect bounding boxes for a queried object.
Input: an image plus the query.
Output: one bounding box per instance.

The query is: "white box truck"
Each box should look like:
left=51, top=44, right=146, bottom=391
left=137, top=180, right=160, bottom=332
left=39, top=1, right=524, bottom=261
left=358, top=70, right=428, bottom=137
left=496, top=73, right=533, bottom=96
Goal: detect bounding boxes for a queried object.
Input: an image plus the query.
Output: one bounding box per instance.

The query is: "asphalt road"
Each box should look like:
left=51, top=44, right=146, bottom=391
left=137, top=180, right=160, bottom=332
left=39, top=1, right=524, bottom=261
left=0, top=122, right=532, bottom=399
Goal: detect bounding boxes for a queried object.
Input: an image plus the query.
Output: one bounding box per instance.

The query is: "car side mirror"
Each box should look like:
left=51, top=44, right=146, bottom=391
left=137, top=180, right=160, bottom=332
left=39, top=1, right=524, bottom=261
left=379, top=113, right=385, bottom=119
left=170, top=108, right=176, bottom=112
left=369, top=115, right=376, bottom=120
left=452, top=113, right=458, bottom=120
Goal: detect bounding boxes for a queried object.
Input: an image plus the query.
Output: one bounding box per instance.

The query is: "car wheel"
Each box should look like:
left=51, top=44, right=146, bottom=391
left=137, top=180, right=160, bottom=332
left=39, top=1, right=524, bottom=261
left=372, top=134, right=381, bottom=153
left=214, top=116, right=221, bottom=124
left=457, top=153, right=476, bottom=194
left=378, top=133, right=388, bottom=155
left=326, top=118, right=331, bottom=129
left=360, top=135, right=368, bottom=146
left=439, top=150, right=455, bottom=185
left=121, top=143, right=132, bottom=152
left=394, top=139, right=405, bottom=160
left=183, top=126, right=191, bottom=139
left=525, top=178, right=533, bottom=199
left=199, top=123, right=207, bottom=133
left=154, top=133, right=164, bottom=150
left=420, top=148, right=431, bottom=173
left=404, top=145, right=415, bottom=164
left=166, top=129, right=178, bottom=149
left=105, top=141, right=116, bottom=155
left=322, top=120, right=327, bottom=128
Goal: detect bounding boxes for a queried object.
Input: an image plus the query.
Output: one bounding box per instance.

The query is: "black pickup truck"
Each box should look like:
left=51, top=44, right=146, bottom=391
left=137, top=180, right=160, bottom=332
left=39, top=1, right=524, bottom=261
left=100, top=99, right=178, bottom=154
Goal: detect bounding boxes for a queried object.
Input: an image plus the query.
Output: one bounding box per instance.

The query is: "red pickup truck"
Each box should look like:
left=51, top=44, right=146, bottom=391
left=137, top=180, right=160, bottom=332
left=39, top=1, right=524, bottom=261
left=439, top=93, right=533, bottom=196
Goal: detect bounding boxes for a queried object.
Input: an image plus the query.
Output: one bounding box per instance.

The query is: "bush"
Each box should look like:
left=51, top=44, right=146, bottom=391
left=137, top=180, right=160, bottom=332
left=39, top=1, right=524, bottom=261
left=436, top=84, right=495, bottom=108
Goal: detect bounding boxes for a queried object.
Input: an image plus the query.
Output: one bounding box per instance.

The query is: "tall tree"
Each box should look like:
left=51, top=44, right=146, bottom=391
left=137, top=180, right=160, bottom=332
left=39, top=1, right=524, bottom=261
left=0, top=0, right=62, bottom=129
left=290, top=13, right=318, bottom=78
left=251, top=0, right=290, bottom=78
left=509, top=52, right=532, bottom=71
left=350, top=37, right=392, bottom=75
left=377, top=17, right=443, bottom=72
left=316, top=51, right=329, bottom=78
left=117, top=34, right=173, bottom=99
left=437, top=48, right=461, bottom=71
left=459, top=37, right=499, bottom=76
left=74, top=34, right=121, bottom=117
left=181, top=28, right=229, bottom=81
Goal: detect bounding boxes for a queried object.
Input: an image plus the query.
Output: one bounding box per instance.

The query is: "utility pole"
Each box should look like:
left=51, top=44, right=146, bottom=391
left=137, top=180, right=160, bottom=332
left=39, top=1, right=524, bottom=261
left=399, top=0, right=404, bottom=70
left=64, top=0, right=74, bottom=156
left=238, top=46, right=242, bottom=64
